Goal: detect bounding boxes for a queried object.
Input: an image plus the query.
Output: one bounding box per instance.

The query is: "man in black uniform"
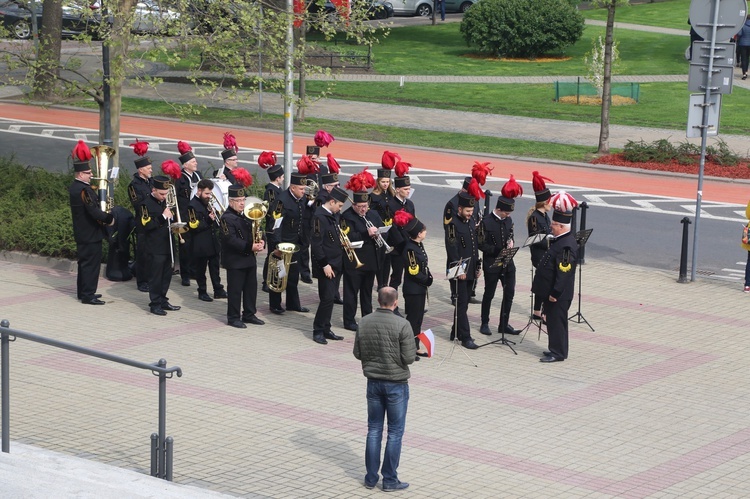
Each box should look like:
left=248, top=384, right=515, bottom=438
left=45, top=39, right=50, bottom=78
left=128, top=155, right=153, bottom=292
left=139, top=176, right=181, bottom=316
left=369, top=165, right=394, bottom=290
left=300, top=171, right=339, bottom=285
left=220, top=184, right=266, bottom=329
left=262, top=163, right=285, bottom=292
left=187, top=178, right=227, bottom=302
left=267, top=172, right=310, bottom=315
left=176, top=147, right=202, bottom=286
left=443, top=177, right=474, bottom=305
left=215, top=147, right=239, bottom=184
left=532, top=191, right=578, bottom=363
left=69, top=149, right=115, bottom=305
left=478, top=181, right=522, bottom=337
left=311, top=186, right=349, bottom=344
left=340, top=190, right=384, bottom=331
left=445, top=192, right=480, bottom=349
left=386, top=175, right=415, bottom=295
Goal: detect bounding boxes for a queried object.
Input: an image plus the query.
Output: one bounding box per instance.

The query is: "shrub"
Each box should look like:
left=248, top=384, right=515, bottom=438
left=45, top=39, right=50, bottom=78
left=459, top=0, right=585, bottom=58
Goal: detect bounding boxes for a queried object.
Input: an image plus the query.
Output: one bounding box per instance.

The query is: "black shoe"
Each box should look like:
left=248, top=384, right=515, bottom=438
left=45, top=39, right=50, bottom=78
left=504, top=324, right=521, bottom=335
left=301, top=276, right=313, bottom=284
left=416, top=352, right=429, bottom=357
left=313, top=334, right=328, bottom=345
left=393, top=306, right=403, bottom=318
left=540, top=355, right=562, bottom=363
left=242, top=315, right=265, bottom=325
left=270, top=306, right=286, bottom=315
left=163, top=303, right=181, bottom=311
left=150, top=307, right=166, bottom=316
left=531, top=314, right=546, bottom=325
left=333, top=297, right=343, bottom=305
left=479, top=323, right=491, bottom=335
left=261, top=284, right=270, bottom=293
left=228, top=320, right=247, bottom=329
left=344, top=322, right=358, bottom=332
left=288, top=306, right=310, bottom=313
left=383, top=481, right=409, bottom=492
left=324, top=331, right=344, bottom=341
left=137, top=284, right=149, bottom=292
left=414, top=355, right=420, bottom=361
left=82, top=298, right=105, bottom=305
left=198, top=293, right=213, bottom=302
left=181, top=279, right=190, bottom=287
left=543, top=351, right=551, bottom=356
left=462, top=339, right=479, bottom=350
left=450, top=328, right=456, bottom=341
left=469, top=297, right=481, bottom=304
left=213, top=289, right=228, bottom=299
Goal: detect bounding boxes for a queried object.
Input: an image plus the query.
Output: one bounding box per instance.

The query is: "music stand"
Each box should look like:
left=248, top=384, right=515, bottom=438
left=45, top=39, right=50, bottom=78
left=440, top=257, right=477, bottom=367
left=569, top=228, right=594, bottom=331
left=518, top=234, right=549, bottom=343
left=477, top=247, right=519, bottom=354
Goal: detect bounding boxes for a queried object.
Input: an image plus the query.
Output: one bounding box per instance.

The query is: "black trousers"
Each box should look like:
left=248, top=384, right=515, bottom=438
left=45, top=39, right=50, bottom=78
left=195, top=254, right=223, bottom=294
left=451, top=278, right=473, bottom=341
left=178, top=232, right=193, bottom=280
left=148, top=253, right=172, bottom=309
left=227, top=266, right=258, bottom=322
left=388, top=254, right=404, bottom=290
left=480, top=269, right=516, bottom=328
left=134, top=231, right=149, bottom=287
left=269, top=252, right=302, bottom=310
left=76, top=241, right=102, bottom=301
left=313, top=274, right=337, bottom=336
left=404, top=293, right=426, bottom=350
left=377, top=254, right=391, bottom=290
left=545, top=298, right=571, bottom=360
left=298, top=243, right=311, bottom=279
left=740, top=45, right=750, bottom=74
left=262, top=240, right=277, bottom=287
left=343, top=269, right=375, bottom=325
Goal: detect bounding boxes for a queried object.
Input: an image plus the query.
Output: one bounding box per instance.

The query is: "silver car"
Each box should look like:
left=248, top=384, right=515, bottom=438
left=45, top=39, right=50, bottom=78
left=390, top=0, right=475, bottom=17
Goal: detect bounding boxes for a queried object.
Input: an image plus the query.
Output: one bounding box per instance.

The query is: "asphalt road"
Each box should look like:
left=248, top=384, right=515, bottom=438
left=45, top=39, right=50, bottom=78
left=0, top=116, right=746, bottom=284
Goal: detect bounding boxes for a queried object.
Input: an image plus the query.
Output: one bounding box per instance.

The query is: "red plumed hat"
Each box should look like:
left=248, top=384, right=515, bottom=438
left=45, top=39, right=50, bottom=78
left=72, top=140, right=92, bottom=162
left=360, top=167, right=376, bottom=189
left=177, top=141, right=192, bottom=154
left=129, top=138, right=149, bottom=157
left=501, top=174, right=523, bottom=199
left=161, top=159, right=182, bottom=180
left=532, top=170, right=554, bottom=202
left=314, top=129, right=335, bottom=148
left=297, top=155, right=320, bottom=175
left=326, top=153, right=340, bottom=174
left=345, top=173, right=365, bottom=192
left=393, top=209, right=414, bottom=228
left=223, top=132, right=238, bottom=154
left=381, top=150, right=400, bottom=170
left=471, top=161, right=493, bottom=186
left=232, top=167, right=253, bottom=188
left=395, top=161, right=411, bottom=178
left=467, top=178, right=485, bottom=200
left=257, top=151, right=277, bottom=170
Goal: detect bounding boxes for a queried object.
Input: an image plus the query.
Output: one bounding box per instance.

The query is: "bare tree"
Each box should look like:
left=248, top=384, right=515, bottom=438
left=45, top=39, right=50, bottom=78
left=34, top=0, right=63, bottom=98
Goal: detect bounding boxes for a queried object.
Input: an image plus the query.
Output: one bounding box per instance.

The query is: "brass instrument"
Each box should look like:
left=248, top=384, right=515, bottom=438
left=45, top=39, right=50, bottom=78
left=165, top=184, right=188, bottom=243
left=209, top=192, right=225, bottom=224
left=91, top=145, right=117, bottom=213
left=243, top=196, right=268, bottom=253
left=304, top=179, right=319, bottom=201
left=364, top=216, right=393, bottom=254
left=339, top=228, right=365, bottom=269
left=267, top=242, right=299, bottom=293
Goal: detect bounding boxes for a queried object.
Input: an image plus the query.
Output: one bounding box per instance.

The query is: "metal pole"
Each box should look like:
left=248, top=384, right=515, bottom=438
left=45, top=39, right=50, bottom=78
left=283, top=0, right=295, bottom=190
left=678, top=217, right=692, bottom=283
left=1, top=319, right=10, bottom=454
left=157, top=358, right=166, bottom=479
left=102, top=7, right=113, bottom=148
left=579, top=202, right=588, bottom=264
left=165, top=436, right=174, bottom=481
left=150, top=433, right=158, bottom=476
left=258, top=4, right=263, bottom=118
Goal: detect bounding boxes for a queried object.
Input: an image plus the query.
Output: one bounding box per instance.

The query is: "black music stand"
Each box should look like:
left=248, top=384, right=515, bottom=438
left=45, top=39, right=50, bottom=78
left=478, top=247, right=519, bottom=354
left=569, top=228, right=594, bottom=331
left=441, top=257, right=477, bottom=367
left=518, top=233, right=548, bottom=343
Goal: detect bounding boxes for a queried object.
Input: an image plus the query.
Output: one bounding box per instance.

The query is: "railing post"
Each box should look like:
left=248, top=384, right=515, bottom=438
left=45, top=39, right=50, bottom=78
left=1, top=319, right=10, bottom=453
left=157, top=358, right=167, bottom=479
left=678, top=217, right=692, bottom=283
left=150, top=433, right=158, bottom=477
left=165, top=436, right=174, bottom=481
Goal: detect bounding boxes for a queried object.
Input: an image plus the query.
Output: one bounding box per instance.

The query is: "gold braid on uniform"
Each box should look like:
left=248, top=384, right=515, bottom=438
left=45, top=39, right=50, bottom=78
left=559, top=247, right=572, bottom=272
left=273, top=202, right=282, bottom=219
left=340, top=219, right=350, bottom=236
left=81, top=190, right=93, bottom=206
left=444, top=205, right=453, bottom=225
left=530, top=216, right=537, bottom=232
left=407, top=250, right=419, bottom=275
left=140, top=205, right=151, bottom=226
left=383, top=206, right=392, bottom=226
left=313, top=217, right=321, bottom=237
left=188, top=208, right=199, bottom=229
left=221, top=219, right=230, bottom=236
left=128, top=185, right=137, bottom=203
left=477, top=222, right=485, bottom=245
left=448, top=223, right=456, bottom=244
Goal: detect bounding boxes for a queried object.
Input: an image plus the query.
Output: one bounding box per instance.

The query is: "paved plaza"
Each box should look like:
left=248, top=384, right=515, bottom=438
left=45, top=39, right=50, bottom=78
left=1, top=231, right=748, bottom=497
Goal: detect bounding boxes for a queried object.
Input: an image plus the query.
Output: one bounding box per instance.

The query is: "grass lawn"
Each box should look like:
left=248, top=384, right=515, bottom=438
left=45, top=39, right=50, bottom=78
left=582, top=0, right=692, bottom=31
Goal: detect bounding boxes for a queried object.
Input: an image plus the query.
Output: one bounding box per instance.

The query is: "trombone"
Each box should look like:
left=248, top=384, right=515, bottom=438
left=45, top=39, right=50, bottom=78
left=165, top=184, right=188, bottom=243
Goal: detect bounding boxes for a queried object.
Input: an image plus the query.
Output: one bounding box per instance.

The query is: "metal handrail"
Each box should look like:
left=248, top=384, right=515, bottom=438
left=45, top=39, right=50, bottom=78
left=0, top=319, right=182, bottom=480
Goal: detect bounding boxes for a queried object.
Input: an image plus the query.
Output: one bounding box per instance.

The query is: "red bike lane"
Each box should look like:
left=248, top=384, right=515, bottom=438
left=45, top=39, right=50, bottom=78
left=2, top=102, right=747, bottom=204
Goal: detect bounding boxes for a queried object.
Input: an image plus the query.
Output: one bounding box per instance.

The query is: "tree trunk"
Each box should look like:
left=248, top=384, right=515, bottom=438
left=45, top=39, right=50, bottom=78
left=296, top=26, right=306, bottom=121
left=597, top=0, right=616, bottom=155
left=34, top=0, right=63, bottom=99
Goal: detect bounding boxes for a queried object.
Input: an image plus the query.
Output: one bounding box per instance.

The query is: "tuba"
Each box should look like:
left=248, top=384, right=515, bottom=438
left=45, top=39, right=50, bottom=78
left=243, top=196, right=268, bottom=252
left=267, top=242, right=299, bottom=293
left=91, top=145, right=117, bottom=213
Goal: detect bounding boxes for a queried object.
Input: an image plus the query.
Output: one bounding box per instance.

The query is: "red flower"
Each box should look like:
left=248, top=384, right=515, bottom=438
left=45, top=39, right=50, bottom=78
left=393, top=209, right=414, bottom=228
left=326, top=153, right=340, bottom=174
left=257, top=151, right=277, bottom=169
left=297, top=155, right=320, bottom=175
left=72, top=140, right=92, bottom=162
left=471, top=161, right=493, bottom=186
left=381, top=150, right=400, bottom=170
left=314, top=130, right=335, bottom=148
left=161, top=159, right=182, bottom=180
left=129, top=138, right=149, bottom=157
left=177, top=141, right=192, bottom=154
left=232, top=167, right=253, bottom=188
left=501, top=174, right=523, bottom=199
left=467, top=178, right=485, bottom=200
left=395, top=161, right=411, bottom=178
left=223, top=132, right=238, bottom=153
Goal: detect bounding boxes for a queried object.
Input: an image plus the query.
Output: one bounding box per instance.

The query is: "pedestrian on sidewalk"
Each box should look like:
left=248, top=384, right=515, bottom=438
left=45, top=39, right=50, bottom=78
left=742, top=199, right=750, bottom=292
left=736, top=15, right=750, bottom=79
left=353, top=286, right=415, bottom=492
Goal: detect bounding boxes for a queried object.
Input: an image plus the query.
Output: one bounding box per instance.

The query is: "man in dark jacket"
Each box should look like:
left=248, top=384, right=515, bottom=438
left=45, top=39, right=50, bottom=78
left=353, top=287, right=415, bottom=492
left=187, top=178, right=226, bottom=302
left=532, top=193, right=578, bottom=363
left=69, top=155, right=115, bottom=305
left=175, top=148, right=202, bottom=286
left=262, top=164, right=285, bottom=292
left=128, top=155, right=153, bottom=292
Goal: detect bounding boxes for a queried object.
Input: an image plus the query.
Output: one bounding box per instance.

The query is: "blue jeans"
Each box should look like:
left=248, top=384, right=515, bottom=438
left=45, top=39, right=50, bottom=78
left=365, top=379, right=409, bottom=487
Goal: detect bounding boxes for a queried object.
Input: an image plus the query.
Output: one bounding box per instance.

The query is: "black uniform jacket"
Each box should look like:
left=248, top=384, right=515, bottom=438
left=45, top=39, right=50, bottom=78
left=527, top=209, right=551, bottom=266
left=531, top=230, right=578, bottom=301
left=220, top=207, right=258, bottom=270
left=175, top=169, right=202, bottom=220
left=269, top=189, right=307, bottom=247
left=445, top=215, right=480, bottom=278
left=214, top=166, right=237, bottom=185
left=263, top=182, right=282, bottom=240
left=443, top=193, right=480, bottom=230
left=311, top=205, right=343, bottom=278
left=187, top=197, right=219, bottom=258
left=386, top=195, right=415, bottom=255
left=369, top=191, right=392, bottom=226
left=478, top=212, right=515, bottom=275
left=139, top=194, right=171, bottom=255
left=340, top=207, right=384, bottom=273
left=402, top=239, right=433, bottom=295
left=69, top=179, right=113, bottom=245
left=128, top=174, right=152, bottom=212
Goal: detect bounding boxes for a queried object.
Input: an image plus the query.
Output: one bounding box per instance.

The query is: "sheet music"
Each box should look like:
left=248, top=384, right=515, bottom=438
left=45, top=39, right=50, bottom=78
left=273, top=217, right=283, bottom=230
left=378, top=226, right=391, bottom=234
left=446, top=259, right=468, bottom=279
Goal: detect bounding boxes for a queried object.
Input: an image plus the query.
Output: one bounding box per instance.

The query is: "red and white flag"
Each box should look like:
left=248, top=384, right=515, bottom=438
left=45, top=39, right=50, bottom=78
left=417, top=329, right=435, bottom=358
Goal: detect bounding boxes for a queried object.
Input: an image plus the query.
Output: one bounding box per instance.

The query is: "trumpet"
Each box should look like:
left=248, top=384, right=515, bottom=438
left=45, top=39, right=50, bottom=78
left=339, top=228, right=364, bottom=269
left=304, top=179, right=319, bottom=201
left=243, top=196, right=268, bottom=253
left=209, top=192, right=225, bottom=225
left=166, top=184, right=188, bottom=243
left=364, top=216, right=393, bottom=254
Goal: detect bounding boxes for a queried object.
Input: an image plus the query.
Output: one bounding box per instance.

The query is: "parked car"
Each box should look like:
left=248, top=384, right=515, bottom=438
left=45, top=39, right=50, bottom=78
left=323, top=0, right=394, bottom=20
left=0, top=0, right=100, bottom=40
left=131, top=1, right=180, bottom=34
left=390, top=0, right=474, bottom=17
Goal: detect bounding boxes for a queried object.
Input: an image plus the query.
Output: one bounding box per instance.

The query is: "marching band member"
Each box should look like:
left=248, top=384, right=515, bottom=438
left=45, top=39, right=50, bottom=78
left=370, top=152, right=396, bottom=289
left=140, top=174, right=180, bottom=316
left=215, top=132, right=239, bottom=184
left=220, top=184, right=266, bottom=329
left=478, top=175, right=522, bottom=337
left=176, top=140, right=202, bottom=286
left=297, top=154, right=321, bottom=284
left=261, top=159, right=284, bottom=292
left=68, top=140, right=114, bottom=305
left=386, top=162, right=415, bottom=306
left=395, top=210, right=432, bottom=360
left=187, top=178, right=227, bottom=302
left=310, top=186, right=349, bottom=344
left=443, top=176, right=473, bottom=305
left=267, top=172, right=310, bottom=315
left=527, top=171, right=554, bottom=323
left=127, top=139, right=153, bottom=293
left=532, top=191, right=578, bottom=363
